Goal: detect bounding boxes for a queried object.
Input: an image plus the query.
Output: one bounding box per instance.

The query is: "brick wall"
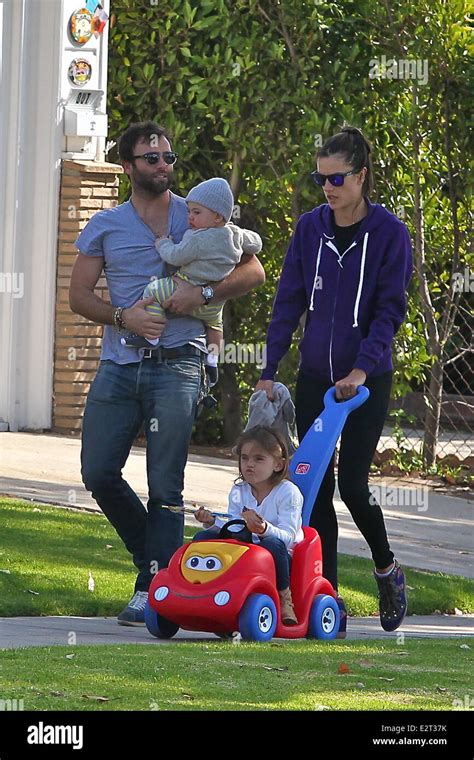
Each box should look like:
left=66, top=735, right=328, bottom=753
left=53, top=159, right=123, bottom=434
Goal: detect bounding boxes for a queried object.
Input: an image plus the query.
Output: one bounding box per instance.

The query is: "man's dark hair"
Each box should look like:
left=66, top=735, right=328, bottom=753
left=317, top=125, right=374, bottom=197
left=118, top=121, right=172, bottom=163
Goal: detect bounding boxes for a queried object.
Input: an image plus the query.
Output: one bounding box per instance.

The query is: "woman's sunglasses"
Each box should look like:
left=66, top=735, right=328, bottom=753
left=133, top=151, right=178, bottom=165
left=311, top=168, right=359, bottom=187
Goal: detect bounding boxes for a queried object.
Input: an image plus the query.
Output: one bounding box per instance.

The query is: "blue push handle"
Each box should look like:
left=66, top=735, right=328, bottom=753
left=289, top=385, right=370, bottom=526
left=321, top=385, right=370, bottom=413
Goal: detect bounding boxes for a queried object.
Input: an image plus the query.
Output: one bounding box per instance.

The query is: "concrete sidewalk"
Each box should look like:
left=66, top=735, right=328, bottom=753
left=1, top=614, right=473, bottom=649
left=1, top=432, right=473, bottom=578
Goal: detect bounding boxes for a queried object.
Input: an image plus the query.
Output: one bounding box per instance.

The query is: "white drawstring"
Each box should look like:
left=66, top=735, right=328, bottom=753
left=309, top=237, right=323, bottom=311
left=353, top=232, right=369, bottom=327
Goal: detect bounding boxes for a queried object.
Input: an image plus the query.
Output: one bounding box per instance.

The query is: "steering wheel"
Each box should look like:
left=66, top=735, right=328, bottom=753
left=218, top=519, right=253, bottom=543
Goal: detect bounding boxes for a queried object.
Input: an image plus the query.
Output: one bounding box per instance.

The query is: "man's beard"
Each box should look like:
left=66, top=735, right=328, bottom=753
left=132, top=169, right=173, bottom=197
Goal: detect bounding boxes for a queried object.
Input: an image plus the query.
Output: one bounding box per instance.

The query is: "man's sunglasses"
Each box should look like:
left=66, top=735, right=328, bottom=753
left=133, top=151, right=178, bottom=165
left=311, top=168, right=360, bottom=187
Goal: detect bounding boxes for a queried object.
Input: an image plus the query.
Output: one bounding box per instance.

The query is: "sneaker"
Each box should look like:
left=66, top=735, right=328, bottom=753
left=374, top=561, right=407, bottom=632
left=336, top=595, right=347, bottom=639
left=117, top=591, right=148, bottom=626
left=120, top=334, right=159, bottom=349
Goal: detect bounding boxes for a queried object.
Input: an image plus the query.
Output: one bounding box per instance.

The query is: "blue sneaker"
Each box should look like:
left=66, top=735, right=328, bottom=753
left=336, top=596, right=347, bottom=639
left=374, top=561, right=407, bottom=632
left=117, top=591, right=148, bottom=626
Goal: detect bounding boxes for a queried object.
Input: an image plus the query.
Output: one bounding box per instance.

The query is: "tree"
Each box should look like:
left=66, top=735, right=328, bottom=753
left=355, top=0, right=472, bottom=466
left=108, top=0, right=472, bottom=458
left=109, top=0, right=374, bottom=442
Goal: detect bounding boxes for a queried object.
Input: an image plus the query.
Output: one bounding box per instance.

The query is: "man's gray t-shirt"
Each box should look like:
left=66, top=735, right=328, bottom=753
left=75, top=192, right=206, bottom=364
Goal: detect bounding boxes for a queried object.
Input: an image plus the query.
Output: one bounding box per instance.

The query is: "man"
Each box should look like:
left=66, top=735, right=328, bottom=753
left=69, top=121, right=265, bottom=625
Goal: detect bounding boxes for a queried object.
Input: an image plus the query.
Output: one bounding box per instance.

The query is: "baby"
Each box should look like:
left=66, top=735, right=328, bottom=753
left=121, top=177, right=262, bottom=384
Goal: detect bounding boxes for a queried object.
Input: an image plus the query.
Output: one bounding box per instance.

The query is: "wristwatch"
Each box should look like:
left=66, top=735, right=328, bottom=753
left=201, top=285, right=214, bottom=305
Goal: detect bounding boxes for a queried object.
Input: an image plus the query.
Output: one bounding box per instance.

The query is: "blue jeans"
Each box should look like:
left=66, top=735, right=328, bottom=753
left=193, top=526, right=292, bottom=590
left=81, top=355, right=202, bottom=592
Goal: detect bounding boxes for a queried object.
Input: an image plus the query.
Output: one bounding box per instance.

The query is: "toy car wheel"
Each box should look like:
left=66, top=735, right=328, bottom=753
left=307, top=594, right=340, bottom=640
left=238, top=593, right=277, bottom=642
left=145, top=601, right=179, bottom=639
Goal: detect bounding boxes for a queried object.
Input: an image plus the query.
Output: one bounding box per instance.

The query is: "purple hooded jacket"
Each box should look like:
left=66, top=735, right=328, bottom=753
left=260, top=201, right=413, bottom=383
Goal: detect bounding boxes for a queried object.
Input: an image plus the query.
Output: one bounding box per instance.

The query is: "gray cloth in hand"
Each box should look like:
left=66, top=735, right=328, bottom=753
left=244, top=382, right=298, bottom=457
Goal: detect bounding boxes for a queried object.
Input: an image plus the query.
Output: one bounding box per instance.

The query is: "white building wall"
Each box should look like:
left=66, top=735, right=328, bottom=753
left=0, top=0, right=63, bottom=430
left=0, top=0, right=109, bottom=431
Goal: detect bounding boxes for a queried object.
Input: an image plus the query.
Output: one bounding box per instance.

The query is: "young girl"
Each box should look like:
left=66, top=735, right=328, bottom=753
left=194, top=426, right=304, bottom=625
left=256, top=125, right=412, bottom=634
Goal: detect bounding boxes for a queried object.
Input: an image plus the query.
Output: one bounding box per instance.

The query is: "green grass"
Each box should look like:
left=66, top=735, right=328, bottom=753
left=0, top=497, right=473, bottom=617
left=0, top=639, right=471, bottom=711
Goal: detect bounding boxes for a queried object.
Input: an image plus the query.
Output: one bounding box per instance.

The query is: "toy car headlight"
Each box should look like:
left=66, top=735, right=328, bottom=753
left=214, top=591, right=230, bottom=606
left=154, top=586, right=169, bottom=602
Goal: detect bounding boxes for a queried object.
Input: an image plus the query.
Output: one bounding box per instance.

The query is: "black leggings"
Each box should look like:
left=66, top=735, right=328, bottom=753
left=295, top=370, right=394, bottom=591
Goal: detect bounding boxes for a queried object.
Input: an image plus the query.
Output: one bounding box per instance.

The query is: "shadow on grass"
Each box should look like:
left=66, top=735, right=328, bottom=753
left=1, top=501, right=473, bottom=618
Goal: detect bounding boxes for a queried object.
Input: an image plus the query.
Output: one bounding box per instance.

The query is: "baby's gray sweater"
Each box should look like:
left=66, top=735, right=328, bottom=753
left=156, top=223, right=262, bottom=285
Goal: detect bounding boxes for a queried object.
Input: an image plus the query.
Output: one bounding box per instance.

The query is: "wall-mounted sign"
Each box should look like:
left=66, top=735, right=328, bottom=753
left=69, top=8, right=93, bottom=44
left=67, top=58, right=93, bottom=86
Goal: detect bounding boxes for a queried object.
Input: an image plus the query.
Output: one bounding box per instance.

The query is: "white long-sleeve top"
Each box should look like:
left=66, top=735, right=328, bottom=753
left=214, top=480, right=304, bottom=554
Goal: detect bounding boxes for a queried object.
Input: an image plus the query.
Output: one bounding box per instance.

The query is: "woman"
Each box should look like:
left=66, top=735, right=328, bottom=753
left=256, top=126, right=412, bottom=635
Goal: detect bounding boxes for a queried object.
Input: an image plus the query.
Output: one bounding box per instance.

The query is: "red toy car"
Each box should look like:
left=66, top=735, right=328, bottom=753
left=147, top=524, right=339, bottom=641
left=146, top=386, right=369, bottom=642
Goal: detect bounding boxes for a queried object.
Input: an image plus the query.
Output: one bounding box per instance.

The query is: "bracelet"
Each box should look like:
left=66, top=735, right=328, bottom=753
left=113, top=306, right=125, bottom=330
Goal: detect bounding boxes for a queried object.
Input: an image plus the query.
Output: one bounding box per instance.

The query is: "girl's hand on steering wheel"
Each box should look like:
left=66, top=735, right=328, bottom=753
left=242, top=509, right=266, bottom=534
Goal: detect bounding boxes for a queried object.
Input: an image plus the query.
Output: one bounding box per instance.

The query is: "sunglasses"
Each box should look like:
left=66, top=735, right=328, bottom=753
left=311, top=168, right=360, bottom=187
left=132, top=151, right=178, bottom=165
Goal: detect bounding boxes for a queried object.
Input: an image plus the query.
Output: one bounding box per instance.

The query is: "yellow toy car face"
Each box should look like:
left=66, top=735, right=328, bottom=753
left=181, top=542, right=249, bottom=584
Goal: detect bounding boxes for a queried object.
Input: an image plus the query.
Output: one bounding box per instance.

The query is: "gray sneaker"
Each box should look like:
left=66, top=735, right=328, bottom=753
left=117, top=591, right=148, bottom=626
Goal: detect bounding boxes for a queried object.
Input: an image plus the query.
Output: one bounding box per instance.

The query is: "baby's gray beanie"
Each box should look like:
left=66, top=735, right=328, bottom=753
left=186, top=178, right=234, bottom=223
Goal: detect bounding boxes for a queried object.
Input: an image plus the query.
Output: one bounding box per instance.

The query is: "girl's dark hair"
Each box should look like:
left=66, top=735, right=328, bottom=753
left=317, top=125, right=374, bottom=197
left=235, top=426, right=289, bottom=486
left=118, top=121, right=172, bottom=163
